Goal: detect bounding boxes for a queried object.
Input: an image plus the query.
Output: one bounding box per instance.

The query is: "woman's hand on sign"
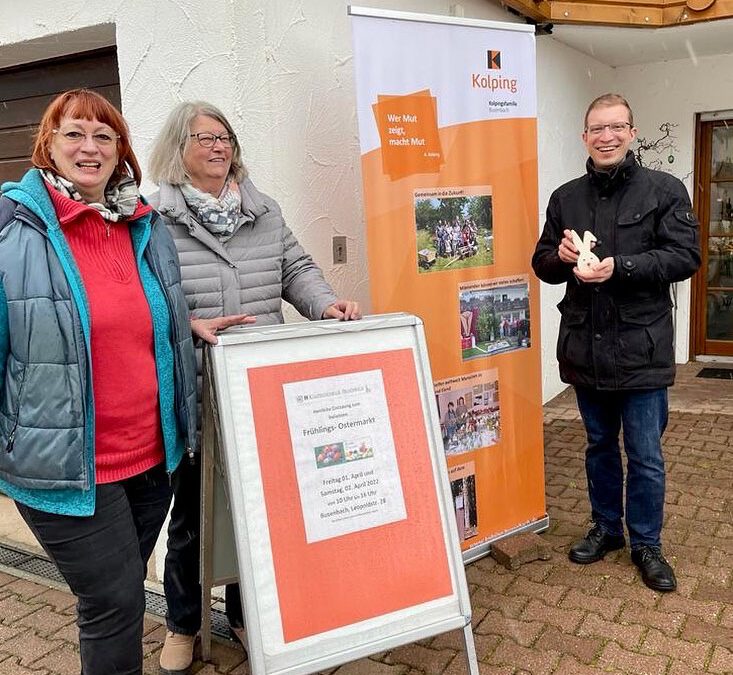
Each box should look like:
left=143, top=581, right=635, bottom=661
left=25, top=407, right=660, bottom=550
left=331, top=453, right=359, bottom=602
left=191, top=314, right=256, bottom=345
left=322, top=300, right=362, bottom=321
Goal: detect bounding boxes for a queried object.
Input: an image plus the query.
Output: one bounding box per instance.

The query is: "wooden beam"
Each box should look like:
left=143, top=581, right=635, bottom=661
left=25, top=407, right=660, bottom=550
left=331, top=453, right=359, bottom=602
left=498, top=0, right=733, bottom=27
left=663, top=0, right=733, bottom=23
left=550, top=2, right=665, bottom=25
left=563, top=0, right=667, bottom=7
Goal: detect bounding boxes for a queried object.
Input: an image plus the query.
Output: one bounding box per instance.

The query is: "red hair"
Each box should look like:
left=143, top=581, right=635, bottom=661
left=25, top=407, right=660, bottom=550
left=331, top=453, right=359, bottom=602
left=32, top=89, right=142, bottom=185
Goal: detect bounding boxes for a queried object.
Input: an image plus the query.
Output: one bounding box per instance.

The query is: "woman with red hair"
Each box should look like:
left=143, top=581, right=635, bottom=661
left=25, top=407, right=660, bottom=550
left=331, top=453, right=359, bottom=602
left=0, top=89, right=197, bottom=674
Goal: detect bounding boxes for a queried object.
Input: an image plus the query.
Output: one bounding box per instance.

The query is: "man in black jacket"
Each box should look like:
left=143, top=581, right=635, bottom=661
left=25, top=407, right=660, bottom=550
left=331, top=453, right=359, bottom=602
left=532, top=94, right=700, bottom=592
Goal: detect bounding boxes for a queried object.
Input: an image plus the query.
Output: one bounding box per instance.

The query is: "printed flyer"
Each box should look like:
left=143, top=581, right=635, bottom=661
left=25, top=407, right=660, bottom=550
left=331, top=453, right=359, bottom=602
left=283, top=369, right=407, bottom=543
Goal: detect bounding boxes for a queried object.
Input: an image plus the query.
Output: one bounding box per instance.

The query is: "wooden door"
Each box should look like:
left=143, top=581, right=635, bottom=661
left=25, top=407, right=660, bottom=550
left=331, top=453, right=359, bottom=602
left=691, top=114, right=733, bottom=357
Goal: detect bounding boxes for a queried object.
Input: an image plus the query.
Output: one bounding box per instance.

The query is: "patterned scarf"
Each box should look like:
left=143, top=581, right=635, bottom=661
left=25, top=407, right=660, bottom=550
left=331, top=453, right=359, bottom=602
left=41, top=169, right=140, bottom=222
left=180, top=179, right=243, bottom=239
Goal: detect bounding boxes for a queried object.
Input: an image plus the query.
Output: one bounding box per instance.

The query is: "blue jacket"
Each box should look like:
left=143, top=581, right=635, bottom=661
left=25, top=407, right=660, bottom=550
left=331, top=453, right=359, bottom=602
left=0, top=170, right=198, bottom=515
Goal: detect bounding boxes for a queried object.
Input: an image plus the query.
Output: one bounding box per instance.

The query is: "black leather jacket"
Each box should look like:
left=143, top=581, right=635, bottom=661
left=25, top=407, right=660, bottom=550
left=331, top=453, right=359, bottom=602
left=532, top=152, right=701, bottom=390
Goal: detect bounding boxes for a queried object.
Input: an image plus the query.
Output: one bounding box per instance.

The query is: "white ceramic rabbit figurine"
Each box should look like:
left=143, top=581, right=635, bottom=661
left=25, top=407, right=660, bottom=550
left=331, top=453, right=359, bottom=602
left=570, top=229, right=600, bottom=270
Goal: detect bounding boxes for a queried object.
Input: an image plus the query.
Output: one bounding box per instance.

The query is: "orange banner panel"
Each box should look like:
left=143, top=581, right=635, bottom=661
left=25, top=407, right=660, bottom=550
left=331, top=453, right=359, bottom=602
left=362, top=117, right=545, bottom=551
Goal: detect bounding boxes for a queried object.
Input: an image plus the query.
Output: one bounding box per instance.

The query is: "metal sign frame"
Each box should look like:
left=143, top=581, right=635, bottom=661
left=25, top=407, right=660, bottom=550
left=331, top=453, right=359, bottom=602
left=201, top=313, right=477, bottom=674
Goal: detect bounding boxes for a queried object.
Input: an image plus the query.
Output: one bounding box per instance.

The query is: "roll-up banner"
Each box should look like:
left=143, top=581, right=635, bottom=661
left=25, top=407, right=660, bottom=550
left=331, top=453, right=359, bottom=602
left=350, top=6, right=547, bottom=560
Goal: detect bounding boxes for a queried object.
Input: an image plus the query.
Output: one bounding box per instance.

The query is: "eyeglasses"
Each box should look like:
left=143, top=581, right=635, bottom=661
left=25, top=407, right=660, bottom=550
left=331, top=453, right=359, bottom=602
left=188, top=132, right=236, bottom=148
left=585, top=122, right=632, bottom=136
left=53, top=129, right=120, bottom=146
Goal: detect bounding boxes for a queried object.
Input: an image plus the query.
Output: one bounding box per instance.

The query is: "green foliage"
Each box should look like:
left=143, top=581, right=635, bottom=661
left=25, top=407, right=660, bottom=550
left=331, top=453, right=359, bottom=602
left=437, top=196, right=468, bottom=221
left=467, top=195, right=492, bottom=229
left=414, top=199, right=437, bottom=231
left=476, top=306, right=497, bottom=343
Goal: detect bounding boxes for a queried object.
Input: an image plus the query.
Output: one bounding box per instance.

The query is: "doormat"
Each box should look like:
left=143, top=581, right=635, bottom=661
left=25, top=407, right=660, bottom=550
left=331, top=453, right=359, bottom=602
left=696, top=367, right=733, bottom=380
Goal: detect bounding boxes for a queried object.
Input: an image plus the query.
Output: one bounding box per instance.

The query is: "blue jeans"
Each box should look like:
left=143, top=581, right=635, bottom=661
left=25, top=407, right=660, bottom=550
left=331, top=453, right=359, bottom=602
left=164, top=453, right=242, bottom=635
left=574, top=387, right=668, bottom=548
left=17, top=463, right=172, bottom=675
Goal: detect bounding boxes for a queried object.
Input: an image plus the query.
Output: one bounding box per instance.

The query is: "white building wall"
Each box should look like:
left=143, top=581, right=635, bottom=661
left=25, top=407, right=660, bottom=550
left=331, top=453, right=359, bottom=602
left=0, top=0, right=521, bottom=321
left=3, top=0, right=722, bottom=586
left=3, top=3, right=712, bottom=408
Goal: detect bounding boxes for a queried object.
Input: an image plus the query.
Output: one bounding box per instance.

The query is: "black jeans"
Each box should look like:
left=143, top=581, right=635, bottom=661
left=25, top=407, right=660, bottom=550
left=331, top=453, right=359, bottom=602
left=164, top=453, right=242, bottom=635
left=16, top=463, right=172, bottom=675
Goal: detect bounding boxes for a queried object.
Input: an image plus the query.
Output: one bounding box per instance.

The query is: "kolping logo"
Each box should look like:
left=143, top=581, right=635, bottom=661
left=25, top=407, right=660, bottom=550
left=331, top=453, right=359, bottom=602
left=487, top=50, right=501, bottom=70
left=472, top=49, right=517, bottom=92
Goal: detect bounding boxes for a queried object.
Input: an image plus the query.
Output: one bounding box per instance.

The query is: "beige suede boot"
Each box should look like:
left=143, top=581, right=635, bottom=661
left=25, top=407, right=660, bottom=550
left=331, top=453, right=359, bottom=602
left=231, top=625, right=247, bottom=648
left=159, top=631, right=195, bottom=675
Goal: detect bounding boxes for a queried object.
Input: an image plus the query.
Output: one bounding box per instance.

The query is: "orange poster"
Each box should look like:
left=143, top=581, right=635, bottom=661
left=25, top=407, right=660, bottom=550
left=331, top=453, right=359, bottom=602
left=247, top=349, right=453, bottom=642
left=352, top=14, right=546, bottom=556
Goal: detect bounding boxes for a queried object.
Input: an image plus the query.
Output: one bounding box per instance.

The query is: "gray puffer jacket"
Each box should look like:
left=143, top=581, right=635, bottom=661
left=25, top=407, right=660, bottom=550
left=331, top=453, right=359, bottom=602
left=148, top=178, right=337, bottom=327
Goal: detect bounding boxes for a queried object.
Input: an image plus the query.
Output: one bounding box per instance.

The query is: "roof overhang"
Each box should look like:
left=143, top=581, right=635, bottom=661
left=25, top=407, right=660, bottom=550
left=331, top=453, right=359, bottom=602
left=502, top=0, right=733, bottom=27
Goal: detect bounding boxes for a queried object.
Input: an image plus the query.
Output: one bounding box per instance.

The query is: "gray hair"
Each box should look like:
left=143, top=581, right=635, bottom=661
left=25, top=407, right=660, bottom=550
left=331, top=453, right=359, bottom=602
left=148, top=101, right=247, bottom=185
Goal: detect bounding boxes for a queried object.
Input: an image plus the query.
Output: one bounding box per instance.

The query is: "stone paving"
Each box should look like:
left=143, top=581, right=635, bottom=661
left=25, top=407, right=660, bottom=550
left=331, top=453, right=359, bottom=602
left=0, top=362, right=731, bottom=674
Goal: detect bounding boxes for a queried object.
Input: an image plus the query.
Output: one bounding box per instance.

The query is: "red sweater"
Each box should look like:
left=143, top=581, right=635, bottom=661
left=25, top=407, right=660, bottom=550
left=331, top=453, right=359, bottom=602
left=48, top=186, right=164, bottom=483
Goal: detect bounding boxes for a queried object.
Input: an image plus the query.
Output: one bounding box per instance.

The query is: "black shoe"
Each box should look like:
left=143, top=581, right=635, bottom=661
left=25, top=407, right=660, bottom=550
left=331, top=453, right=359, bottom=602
left=631, top=546, right=677, bottom=592
left=568, top=525, right=625, bottom=564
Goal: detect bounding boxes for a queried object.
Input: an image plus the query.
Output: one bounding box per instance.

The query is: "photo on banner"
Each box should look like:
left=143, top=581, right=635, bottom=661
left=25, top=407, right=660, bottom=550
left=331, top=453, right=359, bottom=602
left=458, top=275, right=531, bottom=361
left=434, top=369, right=500, bottom=456
left=414, top=185, right=494, bottom=274
left=449, top=461, right=478, bottom=542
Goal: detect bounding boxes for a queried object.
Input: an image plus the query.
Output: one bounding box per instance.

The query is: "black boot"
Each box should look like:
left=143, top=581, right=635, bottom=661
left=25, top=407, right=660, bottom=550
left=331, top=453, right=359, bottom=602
left=631, top=546, right=677, bottom=592
left=569, top=525, right=625, bottom=564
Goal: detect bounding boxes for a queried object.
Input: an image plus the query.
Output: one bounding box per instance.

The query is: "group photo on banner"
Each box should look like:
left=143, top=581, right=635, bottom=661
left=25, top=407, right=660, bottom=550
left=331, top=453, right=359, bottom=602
left=350, top=7, right=546, bottom=558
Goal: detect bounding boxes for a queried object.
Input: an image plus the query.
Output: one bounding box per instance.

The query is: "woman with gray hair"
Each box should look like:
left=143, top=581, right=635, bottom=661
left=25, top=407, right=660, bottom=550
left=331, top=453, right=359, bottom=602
left=148, top=101, right=360, bottom=674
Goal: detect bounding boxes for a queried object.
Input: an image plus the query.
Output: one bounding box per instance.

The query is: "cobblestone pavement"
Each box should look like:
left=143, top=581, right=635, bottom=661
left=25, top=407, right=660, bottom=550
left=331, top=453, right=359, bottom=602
left=0, top=363, right=731, bottom=674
